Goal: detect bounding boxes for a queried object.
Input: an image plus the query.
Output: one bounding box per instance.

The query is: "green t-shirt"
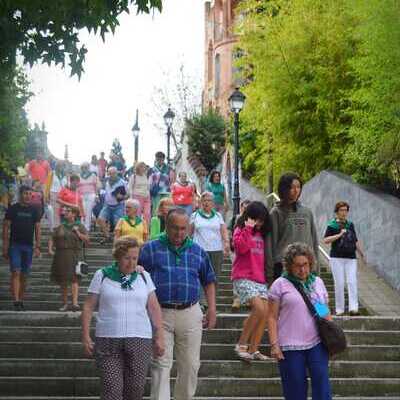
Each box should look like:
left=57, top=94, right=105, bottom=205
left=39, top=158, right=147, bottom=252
left=206, top=182, right=225, bottom=205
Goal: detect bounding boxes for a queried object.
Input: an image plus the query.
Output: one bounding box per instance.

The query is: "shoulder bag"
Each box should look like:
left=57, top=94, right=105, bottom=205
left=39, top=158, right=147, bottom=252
left=75, top=239, right=89, bottom=277
left=291, top=281, right=347, bottom=356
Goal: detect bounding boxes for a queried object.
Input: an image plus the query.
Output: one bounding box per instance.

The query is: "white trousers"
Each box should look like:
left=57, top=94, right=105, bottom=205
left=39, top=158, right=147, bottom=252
left=150, top=303, right=203, bottom=400
left=82, top=193, right=96, bottom=231
left=329, top=257, right=358, bottom=314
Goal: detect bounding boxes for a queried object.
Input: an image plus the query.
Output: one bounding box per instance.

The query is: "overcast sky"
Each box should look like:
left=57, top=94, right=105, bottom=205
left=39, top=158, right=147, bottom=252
left=25, top=0, right=206, bottom=166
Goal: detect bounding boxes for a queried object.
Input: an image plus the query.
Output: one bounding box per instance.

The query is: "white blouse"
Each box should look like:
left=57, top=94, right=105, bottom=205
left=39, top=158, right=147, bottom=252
left=88, top=269, right=156, bottom=338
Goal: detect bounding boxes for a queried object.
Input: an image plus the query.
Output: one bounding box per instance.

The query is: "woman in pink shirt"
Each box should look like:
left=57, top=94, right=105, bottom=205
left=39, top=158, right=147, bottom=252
left=267, top=242, right=332, bottom=400
left=231, top=201, right=271, bottom=361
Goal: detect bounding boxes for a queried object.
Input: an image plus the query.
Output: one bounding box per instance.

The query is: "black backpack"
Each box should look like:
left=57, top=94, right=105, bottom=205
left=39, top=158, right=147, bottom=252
left=336, top=225, right=357, bottom=255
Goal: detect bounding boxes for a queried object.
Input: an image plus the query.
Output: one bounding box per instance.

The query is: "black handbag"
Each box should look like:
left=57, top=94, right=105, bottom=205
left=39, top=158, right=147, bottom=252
left=291, top=281, right=347, bottom=357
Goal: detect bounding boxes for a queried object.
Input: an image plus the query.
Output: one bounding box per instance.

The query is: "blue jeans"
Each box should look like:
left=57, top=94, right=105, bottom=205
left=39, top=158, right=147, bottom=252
left=99, top=203, right=125, bottom=227
left=9, top=243, right=33, bottom=274
left=278, top=343, right=332, bottom=400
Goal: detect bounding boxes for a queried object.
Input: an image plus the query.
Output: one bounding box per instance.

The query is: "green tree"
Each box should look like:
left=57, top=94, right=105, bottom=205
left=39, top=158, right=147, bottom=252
left=345, top=0, right=400, bottom=190
left=185, top=110, right=227, bottom=172
left=236, top=0, right=357, bottom=187
left=0, top=66, right=32, bottom=176
left=0, top=0, right=162, bottom=78
left=111, top=138, right=125, bottom=163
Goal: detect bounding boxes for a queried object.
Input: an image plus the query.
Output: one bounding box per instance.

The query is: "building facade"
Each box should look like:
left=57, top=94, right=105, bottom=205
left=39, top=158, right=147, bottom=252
left=203, top=0, right=239, bottom=117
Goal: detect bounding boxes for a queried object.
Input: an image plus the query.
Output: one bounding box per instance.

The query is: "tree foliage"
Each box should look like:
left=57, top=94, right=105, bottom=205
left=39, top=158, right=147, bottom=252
left=0, top=66, right=32, bottom=176
left=111, top=138, right=125, bottom=163
left=0, top=0, right=161, bottom=177
left=235, top=0, right=400, bottom=193
left=185, top=110, right=227, bottom=173
left=0, top=0, right=162, bottom=78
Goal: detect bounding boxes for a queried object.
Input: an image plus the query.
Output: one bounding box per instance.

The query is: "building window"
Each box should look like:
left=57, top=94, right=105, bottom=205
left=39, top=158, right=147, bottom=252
left=214, top=54, right=221, bottom=98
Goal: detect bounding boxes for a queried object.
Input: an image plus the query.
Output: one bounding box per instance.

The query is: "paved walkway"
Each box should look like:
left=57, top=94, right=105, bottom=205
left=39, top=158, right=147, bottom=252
left=357, top=258, right=400, bottom=316
left=320, top=243, right=400, bottom=317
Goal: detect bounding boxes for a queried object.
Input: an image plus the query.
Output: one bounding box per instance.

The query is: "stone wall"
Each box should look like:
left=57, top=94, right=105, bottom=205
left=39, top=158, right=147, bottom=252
left=301, top=170, right=400, bottom=292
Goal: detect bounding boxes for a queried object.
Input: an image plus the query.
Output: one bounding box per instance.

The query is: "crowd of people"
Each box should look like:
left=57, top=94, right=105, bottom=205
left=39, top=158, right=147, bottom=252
left=1, top=149, right=365, bottom=400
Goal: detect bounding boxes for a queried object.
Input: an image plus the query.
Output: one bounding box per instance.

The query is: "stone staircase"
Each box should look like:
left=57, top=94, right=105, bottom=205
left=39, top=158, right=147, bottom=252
left=0, top=227, right=399, bottom=399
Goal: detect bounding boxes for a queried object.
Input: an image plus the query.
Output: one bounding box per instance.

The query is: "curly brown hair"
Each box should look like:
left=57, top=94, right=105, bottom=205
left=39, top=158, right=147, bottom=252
left=112, top=236, right=139, bottom=260
left=283, top=242, right=315, bottom=273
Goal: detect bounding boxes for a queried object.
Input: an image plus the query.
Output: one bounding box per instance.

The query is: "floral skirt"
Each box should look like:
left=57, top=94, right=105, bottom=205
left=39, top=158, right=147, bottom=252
left=233, top=279, right=268, bottom=305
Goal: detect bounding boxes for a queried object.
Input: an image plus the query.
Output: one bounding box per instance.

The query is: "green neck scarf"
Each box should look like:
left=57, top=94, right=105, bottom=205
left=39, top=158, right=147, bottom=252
left=282, top=271, right=317, bottom=294
left=123, top=215, right=142, bottom=228
left=62, top=220, right=80, bottom=230
left=158, top=232, right=193, bottom=265
left=80, top=170, right=93, bottom=180
left=102, top=261, right=138, bottom=290
left=197, top=208, right=216, bottom=219
left=154, top=162, right=168, bottom=175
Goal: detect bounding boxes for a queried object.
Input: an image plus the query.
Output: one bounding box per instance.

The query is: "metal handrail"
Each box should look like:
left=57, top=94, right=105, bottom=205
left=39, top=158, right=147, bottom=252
left=266, top=192, right=329, bottom=261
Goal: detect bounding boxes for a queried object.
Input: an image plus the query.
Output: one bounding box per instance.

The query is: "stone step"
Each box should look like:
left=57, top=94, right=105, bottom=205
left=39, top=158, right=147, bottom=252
left=0, top=312, right=398, bottom=330
left=0, top=286, right=340, bottom=301
left=0, top=359, right=398, bottom=379
left=1, top=398, right=399, bottom=400
left=1, top=326, right=395, bottom=345
left=0, top=377, right=399, bottom=397
left=0, top=342, right=398, bottom=361
left=0, top=300, right=367, bottom=315
left=0, top=395, right=399, bottom=400
left=0, top=277, right=338, bottom=292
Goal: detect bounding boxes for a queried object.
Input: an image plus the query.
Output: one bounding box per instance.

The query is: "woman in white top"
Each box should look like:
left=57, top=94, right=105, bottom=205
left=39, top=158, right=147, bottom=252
left=190, top=191, right=230, bottom=282
left=82, top=237, right=165, bottom=400
left=49, top=161, right=67, bottom=229
left=128, top=162, right=151, bottom=226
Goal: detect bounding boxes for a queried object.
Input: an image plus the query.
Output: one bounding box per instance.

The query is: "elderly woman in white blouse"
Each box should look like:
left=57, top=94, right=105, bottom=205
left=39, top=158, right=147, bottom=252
left=82, top=236, right=165, bottom=400
left=190, top=191, right=230, bottom=283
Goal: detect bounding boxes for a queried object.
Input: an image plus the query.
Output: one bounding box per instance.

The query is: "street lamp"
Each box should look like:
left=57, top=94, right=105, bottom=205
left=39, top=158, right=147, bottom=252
left=163, top=106, right=175, bottom=166
left=228, top=87, right=246, bottom=220
left=132, top=109, right=140, bottom=163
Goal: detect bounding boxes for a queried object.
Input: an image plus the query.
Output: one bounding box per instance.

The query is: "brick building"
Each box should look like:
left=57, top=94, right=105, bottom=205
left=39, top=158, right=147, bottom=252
left=203, top=0, right=239, bottom=117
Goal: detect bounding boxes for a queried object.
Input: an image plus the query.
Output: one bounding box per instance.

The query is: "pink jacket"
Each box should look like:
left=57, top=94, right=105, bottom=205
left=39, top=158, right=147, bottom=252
left=231, top=226, right=266, bottom=284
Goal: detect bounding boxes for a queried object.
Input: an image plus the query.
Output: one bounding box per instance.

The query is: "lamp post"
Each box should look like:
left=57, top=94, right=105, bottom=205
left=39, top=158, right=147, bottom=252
left=163, top=106, right=175, bottom=167
left=132, top=109, right=140, bottom=163
left=228, top=88, right=246, bottom=220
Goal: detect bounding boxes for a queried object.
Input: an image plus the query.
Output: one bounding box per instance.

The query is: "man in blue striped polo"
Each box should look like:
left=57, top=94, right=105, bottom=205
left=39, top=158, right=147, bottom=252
left=138, top=207, right=216, bottom=400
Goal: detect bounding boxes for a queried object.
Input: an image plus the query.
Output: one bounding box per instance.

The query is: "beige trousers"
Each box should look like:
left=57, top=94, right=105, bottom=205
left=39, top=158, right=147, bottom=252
left=150, top=303, right=203, bottom=400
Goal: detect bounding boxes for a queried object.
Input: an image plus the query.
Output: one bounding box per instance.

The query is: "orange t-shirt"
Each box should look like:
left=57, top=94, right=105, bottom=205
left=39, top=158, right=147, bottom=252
left=27, top=160, right=50, bottom=184
left=171, top=182, right=194, bottom=205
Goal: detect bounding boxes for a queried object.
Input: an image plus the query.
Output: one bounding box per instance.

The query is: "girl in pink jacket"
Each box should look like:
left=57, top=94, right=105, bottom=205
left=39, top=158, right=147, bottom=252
left=231, top=201, right=271, bottom=361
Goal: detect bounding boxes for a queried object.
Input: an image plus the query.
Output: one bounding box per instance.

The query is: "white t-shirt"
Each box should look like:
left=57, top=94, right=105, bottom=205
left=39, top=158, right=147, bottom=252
left=88, top=269, right=156, bottom=338
left=190, top=211, right=225, bottom=252
left=129, top=174, right=150, bottom=198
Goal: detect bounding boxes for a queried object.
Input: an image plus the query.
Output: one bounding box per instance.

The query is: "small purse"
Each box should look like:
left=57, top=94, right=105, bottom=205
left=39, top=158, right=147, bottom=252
left=75, top=243, right=89, bottom=276
left=291, top=281, right=347, bottom=357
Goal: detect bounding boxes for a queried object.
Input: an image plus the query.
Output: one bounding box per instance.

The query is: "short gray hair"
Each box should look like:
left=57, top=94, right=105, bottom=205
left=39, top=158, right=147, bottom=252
left=126, top=198, right=141, bottom=209
left=283, top=242, right=315, bottom=272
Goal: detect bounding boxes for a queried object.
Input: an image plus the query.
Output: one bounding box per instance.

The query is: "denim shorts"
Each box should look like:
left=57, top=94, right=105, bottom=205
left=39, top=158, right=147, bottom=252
left=99, top=203, right=124, bottom=226
left=9, top=243, right=33, bottom=274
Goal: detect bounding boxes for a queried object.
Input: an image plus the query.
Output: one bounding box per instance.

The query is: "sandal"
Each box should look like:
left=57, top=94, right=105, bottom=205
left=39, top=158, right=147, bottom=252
left=59, top=304, right=69, bottom=312
left=71, top=304, right=80, bottom=312
left=250, top=350, right=269, bottom=361
left=234, top=344, right=252, bottom=362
